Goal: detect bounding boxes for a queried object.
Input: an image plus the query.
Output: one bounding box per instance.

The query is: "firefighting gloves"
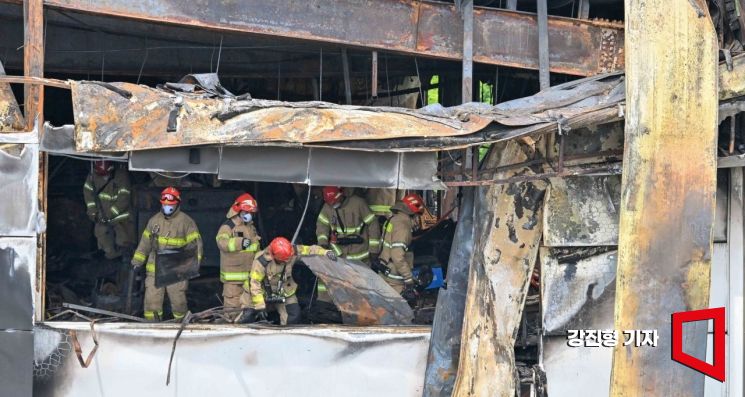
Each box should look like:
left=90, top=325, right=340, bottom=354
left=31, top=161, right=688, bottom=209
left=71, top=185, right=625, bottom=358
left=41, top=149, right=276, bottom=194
left=325, top=250, right=338, bottom=261
left=241, top=238, right=252, bottom=250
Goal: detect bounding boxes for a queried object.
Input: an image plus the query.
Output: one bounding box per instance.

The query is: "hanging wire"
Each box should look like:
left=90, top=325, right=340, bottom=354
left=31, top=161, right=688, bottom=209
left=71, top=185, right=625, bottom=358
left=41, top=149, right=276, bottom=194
left=136, top=47, right=149, bottom=85
left=215, top=35, right=224, bottom=74
left=384, top=53, right=392, bottom=106
left=319, top=48, right=323, bottom=101
left=414, top=57, right=424, bottom=106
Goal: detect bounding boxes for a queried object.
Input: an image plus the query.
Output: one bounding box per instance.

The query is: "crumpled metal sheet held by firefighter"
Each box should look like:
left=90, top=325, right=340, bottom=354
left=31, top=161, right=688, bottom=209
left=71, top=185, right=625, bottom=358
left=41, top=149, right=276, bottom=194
left=452, top=140, right=546, bottom=397
left=69, top=73, right=627, bottom=153
left=424, top=188, right=474, bottom=397
left=33, top=322, right=430, bottom=397
left=301, top=256, right=414, bottom=326
left=543, top=176, right=621, bottom=247
left=611, top=0, right=718, bottom=395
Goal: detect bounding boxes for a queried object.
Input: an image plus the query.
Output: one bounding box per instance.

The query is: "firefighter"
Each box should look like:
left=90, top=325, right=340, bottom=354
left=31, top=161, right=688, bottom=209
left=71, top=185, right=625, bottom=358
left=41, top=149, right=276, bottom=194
left=316, top=186, right=380, bottom=264
left=83, top=160, right=135, bottom=260
left=238, top=237, right=336, bottom=325
left=373, top=193, right=426, bottom=302
left=131, top=187, right=203, bottom=321
left=365, top=188, right=398, bottom=218
left=216, top=193, right=261, bottom=319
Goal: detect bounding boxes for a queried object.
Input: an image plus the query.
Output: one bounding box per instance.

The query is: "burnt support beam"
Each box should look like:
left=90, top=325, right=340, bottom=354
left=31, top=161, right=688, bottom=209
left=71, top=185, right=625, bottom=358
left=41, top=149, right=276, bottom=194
left=0, top=0, right=624, bottom=76
left=23, top=0, right=44, bottom=130
left=461, top=0, right=473, bottom=103
left=610, top=0, right=718, bottom=395
left=341, top=48, right=352, bottom=105
left=536, top=0, right=550, bottom=90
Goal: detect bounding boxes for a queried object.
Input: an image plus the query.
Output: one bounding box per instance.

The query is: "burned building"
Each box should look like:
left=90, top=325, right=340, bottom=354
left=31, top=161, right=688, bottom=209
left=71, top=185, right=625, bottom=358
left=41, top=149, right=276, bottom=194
left=0, top=0, right=743, bottom=396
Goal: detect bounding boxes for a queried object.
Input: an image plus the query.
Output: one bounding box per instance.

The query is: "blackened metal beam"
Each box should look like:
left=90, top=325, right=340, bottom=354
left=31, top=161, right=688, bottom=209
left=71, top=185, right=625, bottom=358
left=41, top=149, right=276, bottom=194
left=536, top=0, right=550, bottom=90
left=461, top=0, right=473, bottom=103
left=0, top=0, right=624, bottom=76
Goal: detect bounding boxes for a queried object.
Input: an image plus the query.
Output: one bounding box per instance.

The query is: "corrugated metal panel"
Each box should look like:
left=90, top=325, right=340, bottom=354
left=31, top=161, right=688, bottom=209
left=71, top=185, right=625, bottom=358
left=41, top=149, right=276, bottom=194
left=33, top=323, right=430, bottom=397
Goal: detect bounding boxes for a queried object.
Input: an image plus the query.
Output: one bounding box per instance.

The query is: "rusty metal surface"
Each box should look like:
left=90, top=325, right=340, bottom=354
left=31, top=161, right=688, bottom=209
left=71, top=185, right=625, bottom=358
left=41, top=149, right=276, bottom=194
left=423, top=188, right=474, bottom=397
left=543, top=175, right=621, bottom=247
left=0, top=62, right=24, bottom=132
left=70, top=81, right=491, bottom=152
left=452, top=140, right=546, bottom=397
left=611, top=0, right=718, bottom=395
left=301, top=256, right=414, bottom=326
left=720, top=53, right=745, bottom=101
left=70, top=73, right=626, bottom=153
left=2, top=0, right=626, bottom=76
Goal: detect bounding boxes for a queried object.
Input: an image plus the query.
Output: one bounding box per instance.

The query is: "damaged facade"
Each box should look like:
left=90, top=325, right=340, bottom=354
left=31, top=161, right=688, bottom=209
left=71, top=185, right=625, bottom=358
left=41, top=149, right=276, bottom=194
left=0, top=0, right=743, bottom=396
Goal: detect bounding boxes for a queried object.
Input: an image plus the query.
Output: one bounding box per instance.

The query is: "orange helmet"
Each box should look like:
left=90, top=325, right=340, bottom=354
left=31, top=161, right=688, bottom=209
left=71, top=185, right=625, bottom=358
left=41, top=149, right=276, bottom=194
left=93, top=160, right=113, bottom=176
left=322, top=186, right=344, bottom=206
left=160, top=187, right=181, bottom=205
left=269, top=237, right=294, bottom=262
left=232, top=192, right=258, bottom=213
left=402, top=193, right=425, bottom=214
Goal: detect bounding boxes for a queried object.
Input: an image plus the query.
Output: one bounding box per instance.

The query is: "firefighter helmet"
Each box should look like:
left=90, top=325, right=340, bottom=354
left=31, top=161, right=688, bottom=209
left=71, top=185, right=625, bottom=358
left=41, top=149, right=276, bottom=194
left=93, top=160, right=113, bottom=176
left=232, top=192, right=258, bottom=213
left=269, top=237, right=294, bottom=262
left=402, top=193, right=425, bottom=214
left=322, top=186, right=344, bottom=206
left=160, top=186, right=181, bottom=205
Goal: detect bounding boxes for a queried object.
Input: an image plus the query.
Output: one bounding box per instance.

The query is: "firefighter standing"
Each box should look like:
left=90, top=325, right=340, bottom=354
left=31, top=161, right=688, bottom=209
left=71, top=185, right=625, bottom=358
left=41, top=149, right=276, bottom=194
left=216, top=193, right=261, bottom=318
left=239, top=237, right=336, bottom=325
left=316, top=186, right=380, bottom=263
left=131, top=187, right=203, bottom=321
left=374, top=193, right=425, bottom=301
left=365, top=188, right=398, bottom=218
left=83, top=160, right=135, bottom=260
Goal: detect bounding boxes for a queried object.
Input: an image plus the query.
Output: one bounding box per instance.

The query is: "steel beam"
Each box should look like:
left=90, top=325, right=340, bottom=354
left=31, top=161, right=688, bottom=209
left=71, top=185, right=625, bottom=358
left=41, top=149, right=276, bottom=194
left=610, top=0, right=718, bottom=395
left=0, top=0, right=624, bottom=76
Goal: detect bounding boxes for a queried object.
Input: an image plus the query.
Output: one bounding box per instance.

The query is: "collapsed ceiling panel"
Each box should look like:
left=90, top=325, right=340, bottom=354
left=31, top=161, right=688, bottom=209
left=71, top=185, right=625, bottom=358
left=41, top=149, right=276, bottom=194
left=67, top=72, right=626, bottom=153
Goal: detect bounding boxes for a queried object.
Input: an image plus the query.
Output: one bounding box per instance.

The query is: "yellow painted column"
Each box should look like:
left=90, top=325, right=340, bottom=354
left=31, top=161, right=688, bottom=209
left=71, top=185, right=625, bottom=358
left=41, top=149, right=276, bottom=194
left=611, top=0, right=718, bottom=395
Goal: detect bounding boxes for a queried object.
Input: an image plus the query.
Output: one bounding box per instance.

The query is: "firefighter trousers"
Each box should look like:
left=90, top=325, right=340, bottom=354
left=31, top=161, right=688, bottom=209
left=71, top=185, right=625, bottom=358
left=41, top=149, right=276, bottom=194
left=94, top=221, right=135, bottom=259
left=144, top=274, right=188, bottom=321
left=222, top=282, right=244, bottom=318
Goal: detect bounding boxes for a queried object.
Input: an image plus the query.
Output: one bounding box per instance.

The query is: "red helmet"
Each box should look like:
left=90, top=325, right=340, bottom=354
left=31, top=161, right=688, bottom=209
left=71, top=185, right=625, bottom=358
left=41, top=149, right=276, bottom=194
left=402, top=193, right=425, bottom=214
left=322, top=186, right=343, bottom=206
left=160, top=187, right=181, bottom=205
left=232, top=193, right=258, bottom=213
left=269, top=237, right=294, bottom=262
left=93, top=160, right=113, bottom=176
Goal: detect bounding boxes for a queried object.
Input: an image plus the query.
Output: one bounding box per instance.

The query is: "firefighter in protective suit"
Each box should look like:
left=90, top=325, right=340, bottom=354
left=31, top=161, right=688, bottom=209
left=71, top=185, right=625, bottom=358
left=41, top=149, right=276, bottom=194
left=373, top=193, right=425, bottom=302
left=238, top=237, right=336, bottom=325
left=83, top=160, right=135, bottom=259
left=216, top=193, right=261, bottom=318
left=131, top=187, right=203, bottom=321
left=316, top=186, right=380, bottom=263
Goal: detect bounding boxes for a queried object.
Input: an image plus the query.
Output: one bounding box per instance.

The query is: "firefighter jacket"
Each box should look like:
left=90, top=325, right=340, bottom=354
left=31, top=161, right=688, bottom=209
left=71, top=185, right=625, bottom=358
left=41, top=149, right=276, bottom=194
left=131, top=209, right=203, bottom=274
left=83, top=169, right=132, bottom=224
left=365, top=188, right=398, bottom=216
left=244, top=245, right=327, bottom=310
left=379, top=202, right=415, bottom=285
left=316, top=195, right=380, bottom=261
left=216, top=208, right=261, bottom=284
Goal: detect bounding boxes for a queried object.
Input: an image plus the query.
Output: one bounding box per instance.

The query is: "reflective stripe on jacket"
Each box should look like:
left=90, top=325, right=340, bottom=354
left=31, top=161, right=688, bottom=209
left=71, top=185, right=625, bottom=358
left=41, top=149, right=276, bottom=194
left=83, top=169, right=132, bottom=223
left=216, top=211, right=261, bottom=283
left=315, top=195, right=380, bottom=260
left=379, top=210, right=414, bottom=284
left=131, top=209, right=203, bottom=274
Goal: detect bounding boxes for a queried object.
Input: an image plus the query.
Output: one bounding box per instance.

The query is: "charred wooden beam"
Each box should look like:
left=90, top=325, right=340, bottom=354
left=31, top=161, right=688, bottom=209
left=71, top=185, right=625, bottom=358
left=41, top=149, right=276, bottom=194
left=23, top=0, right=44, bottom=130
left=0, top=0, right=624, bottom=76
left=611, top=0, right=718, bottom=395
left=0, top=61, right=24, bottom=131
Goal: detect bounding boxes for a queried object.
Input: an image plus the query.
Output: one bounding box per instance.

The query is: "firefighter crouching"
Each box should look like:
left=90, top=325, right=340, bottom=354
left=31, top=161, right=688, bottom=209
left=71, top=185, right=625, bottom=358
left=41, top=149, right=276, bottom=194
left=216, top=193, right=261, bottom=320
left=316, top=186, right=380, bottom=264
left=238, top=237, right=336, bottom=325
left=372, top=193, right=425, bottom=303
left=131, top=187, right=203, bottom=321
left=83, top=160, right=135, bottom=260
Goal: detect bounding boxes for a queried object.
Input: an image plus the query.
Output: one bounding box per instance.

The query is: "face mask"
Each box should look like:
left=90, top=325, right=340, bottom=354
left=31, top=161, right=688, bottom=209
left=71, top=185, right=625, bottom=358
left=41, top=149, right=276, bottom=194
left=162, top=205, right=177, bottom=216
left=240, top=212, right=253, bottom=223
